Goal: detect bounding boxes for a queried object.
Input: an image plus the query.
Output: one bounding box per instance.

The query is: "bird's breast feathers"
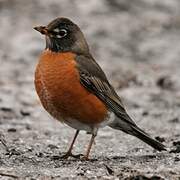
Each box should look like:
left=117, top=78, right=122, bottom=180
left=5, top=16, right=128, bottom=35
left=35, top=50, right=108, bottom=126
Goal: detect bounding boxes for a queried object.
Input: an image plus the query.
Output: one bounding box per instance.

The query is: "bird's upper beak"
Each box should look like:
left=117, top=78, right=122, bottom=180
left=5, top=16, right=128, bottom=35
left=34, top=26, right=49, bottom=35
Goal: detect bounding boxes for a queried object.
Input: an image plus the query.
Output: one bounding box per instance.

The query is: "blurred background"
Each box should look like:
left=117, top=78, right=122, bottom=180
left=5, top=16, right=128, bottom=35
left=0, top=0, right=180, bottom=179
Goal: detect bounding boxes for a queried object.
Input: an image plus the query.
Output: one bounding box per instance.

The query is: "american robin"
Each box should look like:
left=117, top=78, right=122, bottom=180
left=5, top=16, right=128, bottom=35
left=34, top=17, right=166, bottom=160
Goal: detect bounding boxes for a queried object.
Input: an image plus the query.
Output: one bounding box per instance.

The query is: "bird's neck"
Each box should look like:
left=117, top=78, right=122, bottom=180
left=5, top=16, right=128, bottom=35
left=45, top=36, right=89, bottom=55
left=45, top=36, right=64, bottom=52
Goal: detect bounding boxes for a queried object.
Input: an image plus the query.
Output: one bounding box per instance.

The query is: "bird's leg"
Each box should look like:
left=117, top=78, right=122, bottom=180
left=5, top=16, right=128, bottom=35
left=61, top=130, right=80, bottom=159
left=82, top=134, right=96, bottom=160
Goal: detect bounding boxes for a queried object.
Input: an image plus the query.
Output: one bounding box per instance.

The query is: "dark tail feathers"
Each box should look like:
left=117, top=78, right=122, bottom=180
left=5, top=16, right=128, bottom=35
left=131, top=125, right=166, bottom=151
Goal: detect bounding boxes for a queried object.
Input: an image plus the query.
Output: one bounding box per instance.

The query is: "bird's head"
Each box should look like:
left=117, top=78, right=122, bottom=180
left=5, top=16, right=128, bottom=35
left=34, top=17, right=89, bottom=54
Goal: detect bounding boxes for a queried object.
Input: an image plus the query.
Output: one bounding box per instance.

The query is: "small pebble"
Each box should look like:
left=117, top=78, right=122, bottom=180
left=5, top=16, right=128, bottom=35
left=7, top=128, right=17, bottom=132
left=20, top=110, right=30, bottom=116
left=155, top=136, right=165, bottom=143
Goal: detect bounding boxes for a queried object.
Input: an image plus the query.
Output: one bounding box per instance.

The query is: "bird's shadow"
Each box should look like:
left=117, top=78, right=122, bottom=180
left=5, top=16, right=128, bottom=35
left=49, top=151, right=169, bottom=164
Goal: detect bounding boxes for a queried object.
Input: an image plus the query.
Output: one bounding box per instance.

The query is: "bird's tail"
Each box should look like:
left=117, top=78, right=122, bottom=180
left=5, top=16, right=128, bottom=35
left=130, top=125, right=166, bottom=151
left=109, top=115, right=166, bottom=151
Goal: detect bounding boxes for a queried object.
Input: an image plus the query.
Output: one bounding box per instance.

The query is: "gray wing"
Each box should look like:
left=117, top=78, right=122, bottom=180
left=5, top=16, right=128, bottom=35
left=76, top=55, right=167, bottom=152
left=75, top=54, right=136, bottom=126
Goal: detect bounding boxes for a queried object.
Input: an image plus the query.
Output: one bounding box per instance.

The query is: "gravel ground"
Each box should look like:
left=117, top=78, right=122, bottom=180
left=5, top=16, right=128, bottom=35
left=0, top=0, right=180, bottom=179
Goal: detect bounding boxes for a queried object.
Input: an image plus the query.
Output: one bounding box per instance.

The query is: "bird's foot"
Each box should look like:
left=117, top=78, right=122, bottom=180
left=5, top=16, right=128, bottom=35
left=60, top=152, right=83, bottom=159
left=80, top=155, right=89, bottom=161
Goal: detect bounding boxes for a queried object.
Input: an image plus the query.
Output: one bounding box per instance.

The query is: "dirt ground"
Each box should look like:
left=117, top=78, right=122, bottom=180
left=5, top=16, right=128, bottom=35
left=0, top=0, right=180, bottom=179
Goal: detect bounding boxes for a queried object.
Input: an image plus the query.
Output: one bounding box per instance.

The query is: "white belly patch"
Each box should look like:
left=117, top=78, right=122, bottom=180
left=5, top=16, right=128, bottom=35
left=64, top=111, right=115, bottom=135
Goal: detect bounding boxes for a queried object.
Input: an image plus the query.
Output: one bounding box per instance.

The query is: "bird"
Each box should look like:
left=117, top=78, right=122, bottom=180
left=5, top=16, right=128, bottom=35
left=34, top=17, right=166, bottom=160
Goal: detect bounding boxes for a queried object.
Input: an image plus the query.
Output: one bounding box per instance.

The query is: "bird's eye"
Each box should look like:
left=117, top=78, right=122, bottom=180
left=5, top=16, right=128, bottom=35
left=55, top=29, right=67, bottom=38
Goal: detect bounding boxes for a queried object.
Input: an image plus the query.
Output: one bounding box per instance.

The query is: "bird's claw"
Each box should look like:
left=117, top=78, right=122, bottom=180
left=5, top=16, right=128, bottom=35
left=80, top=156, right=89, bottom=161
left=60, top=152, right=83, bottom=159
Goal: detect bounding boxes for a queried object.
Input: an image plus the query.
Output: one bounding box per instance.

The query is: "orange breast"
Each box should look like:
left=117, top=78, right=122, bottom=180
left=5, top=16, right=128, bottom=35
left=35, top=50, right=107, bottom=124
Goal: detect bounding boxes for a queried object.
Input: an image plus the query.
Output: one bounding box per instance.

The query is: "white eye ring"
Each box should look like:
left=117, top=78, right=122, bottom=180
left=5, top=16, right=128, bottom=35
left=55, top=29, right=67, bottom=38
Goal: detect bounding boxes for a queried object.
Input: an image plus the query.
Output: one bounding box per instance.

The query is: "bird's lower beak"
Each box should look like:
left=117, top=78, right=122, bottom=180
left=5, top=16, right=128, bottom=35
left=34, top=26, right=49, bottom=35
